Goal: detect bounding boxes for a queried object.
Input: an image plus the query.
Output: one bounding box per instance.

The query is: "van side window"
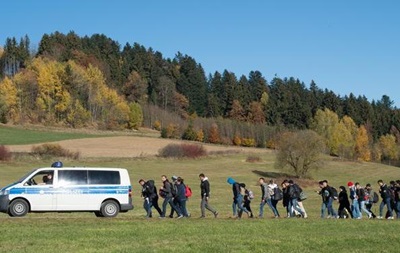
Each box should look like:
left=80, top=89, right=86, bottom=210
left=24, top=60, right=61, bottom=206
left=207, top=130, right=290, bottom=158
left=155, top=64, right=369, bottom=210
left=88, top=171, right=120, bottom=185
left=58, top=170, right=88, bottom=185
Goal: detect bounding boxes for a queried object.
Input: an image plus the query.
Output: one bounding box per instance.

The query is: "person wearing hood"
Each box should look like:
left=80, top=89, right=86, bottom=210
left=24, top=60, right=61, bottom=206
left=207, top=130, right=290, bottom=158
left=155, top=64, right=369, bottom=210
left=199, top=173, right=218, bottom=218
left=227, top=177, right=249, bottom=218
left=338, top=186, right=353, bottom=218
left=169, top=175, right=179, bottom=218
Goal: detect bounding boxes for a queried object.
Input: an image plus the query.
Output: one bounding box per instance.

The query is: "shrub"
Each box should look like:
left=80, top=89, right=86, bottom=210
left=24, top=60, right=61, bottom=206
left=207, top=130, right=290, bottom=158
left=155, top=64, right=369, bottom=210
left=32, top=143, right=80, bottom=160
left=196, top=129, right=204, bottom=142
left=241, top=138, right=256, bottom=147
left=153, top=120, right=161, bottom=131
left=233, top=135, right=241, bottom=146
left=246, top=155, right=262, bottom=163
left=208, top=123, right=220, bottom=144
left=160, top=127, right=168, bottom=138
left=182, top=123, right=197, bottom=141
left=159, top=143, right=207, bottom=158
left=166, top=123, right=180, bottom=139
left=0, top=145, right=12, bottom=161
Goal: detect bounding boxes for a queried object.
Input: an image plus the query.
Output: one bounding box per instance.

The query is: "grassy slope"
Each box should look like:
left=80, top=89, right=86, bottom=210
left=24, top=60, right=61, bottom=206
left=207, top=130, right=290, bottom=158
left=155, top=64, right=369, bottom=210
left=1, top=127, right=400, bottom=252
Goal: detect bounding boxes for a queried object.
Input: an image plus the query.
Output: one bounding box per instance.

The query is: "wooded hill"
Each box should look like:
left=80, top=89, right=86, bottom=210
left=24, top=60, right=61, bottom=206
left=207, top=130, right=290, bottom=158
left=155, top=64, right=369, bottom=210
left=0, top=31, right=399, bottom=163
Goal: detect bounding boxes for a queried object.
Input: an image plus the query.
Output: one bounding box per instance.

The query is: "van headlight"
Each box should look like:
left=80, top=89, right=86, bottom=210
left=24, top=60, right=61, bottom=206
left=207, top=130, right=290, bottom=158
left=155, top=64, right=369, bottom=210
left=0, top=190, right=9, bottom=196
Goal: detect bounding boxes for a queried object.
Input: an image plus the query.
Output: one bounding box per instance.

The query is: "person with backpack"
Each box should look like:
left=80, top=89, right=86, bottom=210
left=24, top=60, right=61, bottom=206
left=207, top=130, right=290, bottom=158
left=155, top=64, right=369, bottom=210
left=365, top=183, right=377, bottom=218
left=227, top=177, right=249, bottom=218
left=259, top=178, right=279, bottom=218
left=337, top=186, right=353, bottom=218
left=199, top=173, right=218, bottom=218
left=268, top=179, right=282, bottom=218
left=243, top=187, right=254, bottom=218
left=317, top=180, right=337, bottom=218
left=286, top=180, right=306, bottom=218
left=281, top=180, right=290, bottom=218
left=377, top=179, right=394, bottom=219
left=355, top=182, right=373, bottom=219
left=139, top=179, right=162, bottom=218
left=159, top=175, right=183, bottom=219
left=348, top=181, right=361, bottom=219
left=175, top=177, right=189, bottom=217
left=169, top=175, right=179, bottom=218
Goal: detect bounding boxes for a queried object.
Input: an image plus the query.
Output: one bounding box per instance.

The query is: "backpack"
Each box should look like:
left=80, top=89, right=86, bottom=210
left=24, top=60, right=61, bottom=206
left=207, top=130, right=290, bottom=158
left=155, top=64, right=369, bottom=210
left=330, top=187, right=338, bottom=200
left=246, top=189, right=255, bottom=200
left=185, top=184, right=192, bottom=198
left=372, top=191, right=379, bottom=203
left=273, top=187, right=283, bottom=201
left=170, top=182, right=177, bottom=197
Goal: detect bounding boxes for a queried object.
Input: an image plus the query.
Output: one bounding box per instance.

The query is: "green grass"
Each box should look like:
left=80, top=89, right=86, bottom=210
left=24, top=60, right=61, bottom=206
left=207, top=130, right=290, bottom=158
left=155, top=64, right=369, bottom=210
left=1, top=147, right=400, bottom=252
left=0, top=125, right=100, bottom=145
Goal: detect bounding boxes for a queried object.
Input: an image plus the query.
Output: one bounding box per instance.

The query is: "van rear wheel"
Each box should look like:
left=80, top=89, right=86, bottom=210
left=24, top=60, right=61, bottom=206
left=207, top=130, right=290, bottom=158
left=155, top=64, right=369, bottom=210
left=94, top=211, right=104, bottom=217
left=9, top=199, right=29, bottom=217
left=100, top=200, right=119, bottom=217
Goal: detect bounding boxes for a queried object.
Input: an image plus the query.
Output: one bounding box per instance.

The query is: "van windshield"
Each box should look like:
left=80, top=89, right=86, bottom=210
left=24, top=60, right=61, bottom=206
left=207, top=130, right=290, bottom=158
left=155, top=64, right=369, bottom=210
left=16, top=169, right=37, bottom=183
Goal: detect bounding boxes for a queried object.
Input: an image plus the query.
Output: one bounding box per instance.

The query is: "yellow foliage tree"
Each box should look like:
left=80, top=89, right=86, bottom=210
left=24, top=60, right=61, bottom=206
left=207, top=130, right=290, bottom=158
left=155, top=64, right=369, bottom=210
left=311, top=108, right=339, bottom=154
left=355, top=125, right=371, bottom=161
left=379, top=134, right=399, bottom=161
left=0, top=77, right=18, bottom=122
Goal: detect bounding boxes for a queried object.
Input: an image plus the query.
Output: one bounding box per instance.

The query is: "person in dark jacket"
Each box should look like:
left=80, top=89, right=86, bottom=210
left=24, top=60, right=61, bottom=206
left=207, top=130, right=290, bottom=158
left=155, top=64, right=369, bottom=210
left=160, top=175, right=183, bottom=219
left=318, top=180, right=338, bottom=218
left=175, top=177, right=188, bottom=217
left=199, top=173, right=218, bottom=218
left=395, top=180, right=400, bottom=219
left=377, top=179, right=394, bottom=219
left=337, top=186, right=353, bottom=218
left=139, top=179, right=162, bottom=218
left=281, top=180, right=290, bottom=217
left=356, top=182, right=372, bottom=219
left=169, top=175, right=179, bottom=218
left=286, top=180, right=305, bottom=218
left=227, top=177, right=249, bottom=218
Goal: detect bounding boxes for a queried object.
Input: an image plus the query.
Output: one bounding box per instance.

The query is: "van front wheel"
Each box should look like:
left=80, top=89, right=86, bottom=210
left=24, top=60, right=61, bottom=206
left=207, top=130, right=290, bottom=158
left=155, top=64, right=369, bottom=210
left=100, top=200, right=119, bottom=217
left=9, top=199, right=29, bottom=217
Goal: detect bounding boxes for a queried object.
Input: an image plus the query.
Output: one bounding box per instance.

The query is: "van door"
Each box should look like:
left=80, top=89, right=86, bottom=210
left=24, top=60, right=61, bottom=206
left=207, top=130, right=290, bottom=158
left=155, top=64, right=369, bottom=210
left=23, top=170, right=56, bottom=211
left=56, top=170, right=90, bottom=211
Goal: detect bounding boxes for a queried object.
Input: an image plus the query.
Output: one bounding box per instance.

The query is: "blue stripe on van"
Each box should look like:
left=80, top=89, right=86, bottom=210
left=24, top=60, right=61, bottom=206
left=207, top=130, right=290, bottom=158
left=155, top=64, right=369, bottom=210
left=9, top=186, right=131, bottom=195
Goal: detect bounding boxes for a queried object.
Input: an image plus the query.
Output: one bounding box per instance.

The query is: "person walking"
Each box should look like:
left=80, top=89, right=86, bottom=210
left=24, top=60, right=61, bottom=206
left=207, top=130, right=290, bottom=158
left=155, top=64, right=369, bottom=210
left=175, top=177, right=189, bottom=217
left=199, top=173, right=218, bottom=218
left=227, top=177, right=249, bottom=218
left=348, top=181, right=361, bottom=219
left=365, top=183, right=377, bottom=218
left=377, top=180, right=394, bottom=219
left=259, top=178, right=279, bottom=218
left=138, top=179, right=162, bottom=218
left=337, top=186, right=353, bottom=218
left=355, top=182, right=372, bottom=219
left=286, top=180, right=305, bottom=218
left=318, top=180, right=338, bottom=218
left=159, top=175, right=183, bottom=219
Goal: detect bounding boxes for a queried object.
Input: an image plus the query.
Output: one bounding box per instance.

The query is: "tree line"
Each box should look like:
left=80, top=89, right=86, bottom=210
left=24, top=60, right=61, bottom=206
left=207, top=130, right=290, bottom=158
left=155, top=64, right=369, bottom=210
left=0, top=32, right=400, bottom=164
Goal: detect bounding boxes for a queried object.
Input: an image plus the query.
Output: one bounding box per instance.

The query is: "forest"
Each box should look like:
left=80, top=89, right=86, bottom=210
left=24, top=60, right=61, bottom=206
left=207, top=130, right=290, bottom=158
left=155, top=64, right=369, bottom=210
left=0, top=31, right=399, bottom=164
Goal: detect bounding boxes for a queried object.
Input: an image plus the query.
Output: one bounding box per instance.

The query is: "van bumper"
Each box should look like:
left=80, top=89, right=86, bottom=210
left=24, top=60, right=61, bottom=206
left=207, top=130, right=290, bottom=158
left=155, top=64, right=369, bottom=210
left=120, top=198, right=133, bottom=211
left=0, top=195, right=9, bottom=213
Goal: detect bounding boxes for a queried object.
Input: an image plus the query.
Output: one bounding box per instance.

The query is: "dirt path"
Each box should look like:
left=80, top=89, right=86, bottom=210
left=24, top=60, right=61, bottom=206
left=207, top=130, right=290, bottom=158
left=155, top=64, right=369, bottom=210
left=8, top=136, right=271, bottom=158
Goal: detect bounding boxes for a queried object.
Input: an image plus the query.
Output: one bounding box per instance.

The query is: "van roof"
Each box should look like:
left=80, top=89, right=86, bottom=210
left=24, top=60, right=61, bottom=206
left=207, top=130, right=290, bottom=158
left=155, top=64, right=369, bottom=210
left=37, top=167, right=127, bottom=171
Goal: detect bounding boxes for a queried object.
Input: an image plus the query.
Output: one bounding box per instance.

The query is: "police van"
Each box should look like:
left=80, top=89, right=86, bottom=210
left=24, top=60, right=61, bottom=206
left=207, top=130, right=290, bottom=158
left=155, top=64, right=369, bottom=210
left=0, top=164, right=133, bottom=217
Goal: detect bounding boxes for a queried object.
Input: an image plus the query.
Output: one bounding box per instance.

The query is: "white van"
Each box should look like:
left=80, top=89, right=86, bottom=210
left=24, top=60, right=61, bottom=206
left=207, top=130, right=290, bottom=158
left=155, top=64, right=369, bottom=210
left=0, top=167, right=133, bottom=217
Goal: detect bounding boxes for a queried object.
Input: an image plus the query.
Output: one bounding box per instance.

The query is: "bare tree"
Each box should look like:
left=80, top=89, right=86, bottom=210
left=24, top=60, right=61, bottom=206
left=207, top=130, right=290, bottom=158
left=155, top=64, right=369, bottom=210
left=275, top=130, right=326, bottom=178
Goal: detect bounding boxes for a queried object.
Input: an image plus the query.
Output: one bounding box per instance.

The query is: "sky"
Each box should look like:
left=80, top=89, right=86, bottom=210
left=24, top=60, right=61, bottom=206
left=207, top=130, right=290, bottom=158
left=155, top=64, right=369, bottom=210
left=1, top=0, right=399, bottom=107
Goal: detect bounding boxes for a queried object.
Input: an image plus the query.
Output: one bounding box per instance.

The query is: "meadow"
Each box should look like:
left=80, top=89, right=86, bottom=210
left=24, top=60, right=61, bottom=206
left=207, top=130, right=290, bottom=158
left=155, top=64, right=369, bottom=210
left=1, top=127, right=400, bottom=252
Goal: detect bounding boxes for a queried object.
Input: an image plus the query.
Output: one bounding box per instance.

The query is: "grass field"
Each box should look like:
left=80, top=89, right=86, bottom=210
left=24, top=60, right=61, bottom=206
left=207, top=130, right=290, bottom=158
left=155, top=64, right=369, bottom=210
left=1, top=126, right=400, bottom=252
left=0, top=125, right=101, bottom=145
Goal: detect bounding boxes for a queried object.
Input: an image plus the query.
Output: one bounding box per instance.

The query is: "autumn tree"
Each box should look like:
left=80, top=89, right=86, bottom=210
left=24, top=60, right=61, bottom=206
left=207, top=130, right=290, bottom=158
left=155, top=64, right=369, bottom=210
left=379, top=134, right=398, bottom=163
left=128, top=102, right=143, bottom=130
left=228, top=100, right=245, bottom=121
left=355, top=125, right=371, bottom=161
left=275, top=130, right=326, bottom=178
left=208, top=123, right=220, bottom=144
left=0, top=77, right=18, bottom=122
left=248, top=101, right=265, bottom=124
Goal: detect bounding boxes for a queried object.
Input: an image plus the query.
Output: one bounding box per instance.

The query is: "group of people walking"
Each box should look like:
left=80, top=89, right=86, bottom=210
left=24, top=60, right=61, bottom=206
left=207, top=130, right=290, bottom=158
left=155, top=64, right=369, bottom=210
left=138, top=174, right=400, bottom=220
left=318, top=179, right=400, bottom=220
left=138, top=174, right=310, bottom=219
